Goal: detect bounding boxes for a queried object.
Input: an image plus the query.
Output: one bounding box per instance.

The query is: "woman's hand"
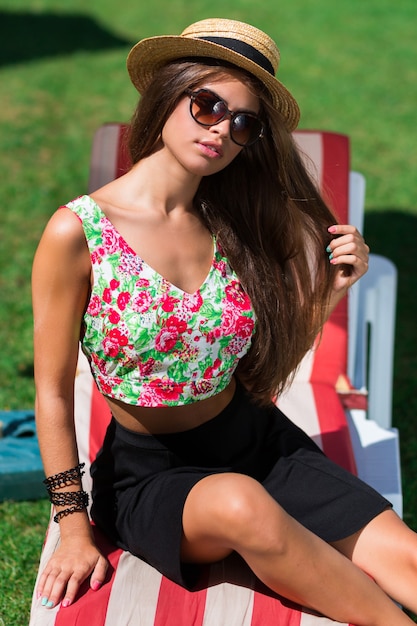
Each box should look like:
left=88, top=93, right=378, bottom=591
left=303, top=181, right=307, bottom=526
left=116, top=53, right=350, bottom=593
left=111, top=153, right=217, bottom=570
left=37, top=531, right=108, bottom=609
left=327, top=224, right=370, bottom=294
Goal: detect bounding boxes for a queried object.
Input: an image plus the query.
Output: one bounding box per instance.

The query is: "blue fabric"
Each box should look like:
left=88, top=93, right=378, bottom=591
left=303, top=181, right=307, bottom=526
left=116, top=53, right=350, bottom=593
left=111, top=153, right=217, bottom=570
left=0, top=410, right=45, bottom=501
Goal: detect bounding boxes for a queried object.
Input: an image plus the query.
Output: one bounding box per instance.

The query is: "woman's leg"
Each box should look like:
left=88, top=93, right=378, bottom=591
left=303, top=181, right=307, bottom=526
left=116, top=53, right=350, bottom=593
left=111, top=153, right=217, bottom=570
left=182, top=473, right=414, bottom=625
left=332, top=509, right=417, bottom=615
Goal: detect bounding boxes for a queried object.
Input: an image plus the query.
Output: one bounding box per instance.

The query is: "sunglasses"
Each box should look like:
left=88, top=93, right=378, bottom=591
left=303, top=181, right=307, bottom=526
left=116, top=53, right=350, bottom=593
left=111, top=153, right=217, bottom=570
left=185, top=88, right=264, bottom=147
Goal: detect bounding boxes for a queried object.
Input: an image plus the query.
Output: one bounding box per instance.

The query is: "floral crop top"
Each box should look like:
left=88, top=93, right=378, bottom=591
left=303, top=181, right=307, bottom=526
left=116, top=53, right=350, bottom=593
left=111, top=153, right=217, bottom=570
left=66, top=196, right=256, bottom=407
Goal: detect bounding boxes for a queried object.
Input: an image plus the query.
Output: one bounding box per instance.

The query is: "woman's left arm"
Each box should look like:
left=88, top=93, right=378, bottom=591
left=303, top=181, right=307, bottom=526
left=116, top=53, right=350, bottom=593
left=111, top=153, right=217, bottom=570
left=326, top=224, right=370, bottom=314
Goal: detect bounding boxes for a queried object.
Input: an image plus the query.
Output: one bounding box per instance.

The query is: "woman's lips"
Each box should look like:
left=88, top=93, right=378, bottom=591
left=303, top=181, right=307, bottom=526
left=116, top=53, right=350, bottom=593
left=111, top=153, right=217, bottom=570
left=197, top=141, right=223, bottom=158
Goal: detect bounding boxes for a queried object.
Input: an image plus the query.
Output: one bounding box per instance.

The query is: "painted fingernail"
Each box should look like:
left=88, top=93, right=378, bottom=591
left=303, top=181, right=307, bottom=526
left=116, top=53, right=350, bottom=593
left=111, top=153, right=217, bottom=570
left=92, top=580, right=101, bottom=591
left=326, top=245, right=332, bottom=253
left=37, top=591, right=42, bottom=599
left=46, top=601, right=54, bottom=608
left=62, top=599, right=72, bottom=608
left=328, top=252, right=333, bottom=260
left=41, top=597, right=48, bottom=606
left=328, top=225, right=337, bottom=233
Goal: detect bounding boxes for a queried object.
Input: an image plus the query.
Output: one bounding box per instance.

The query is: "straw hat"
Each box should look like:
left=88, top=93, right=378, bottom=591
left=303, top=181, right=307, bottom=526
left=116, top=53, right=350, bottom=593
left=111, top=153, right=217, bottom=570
left=127, top=18, right=300, bottom=131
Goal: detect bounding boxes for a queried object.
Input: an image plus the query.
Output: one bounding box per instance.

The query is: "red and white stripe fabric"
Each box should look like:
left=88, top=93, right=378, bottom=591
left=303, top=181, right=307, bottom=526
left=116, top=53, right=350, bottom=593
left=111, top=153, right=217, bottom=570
left=29, top=129, right=355, bottom=626
left=280, top=131, right=356, bottom=473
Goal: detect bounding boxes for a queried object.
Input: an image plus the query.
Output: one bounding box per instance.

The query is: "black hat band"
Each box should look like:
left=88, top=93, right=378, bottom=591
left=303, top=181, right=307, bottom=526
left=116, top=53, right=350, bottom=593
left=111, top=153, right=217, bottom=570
left=198, top=36, right=275, bottom=76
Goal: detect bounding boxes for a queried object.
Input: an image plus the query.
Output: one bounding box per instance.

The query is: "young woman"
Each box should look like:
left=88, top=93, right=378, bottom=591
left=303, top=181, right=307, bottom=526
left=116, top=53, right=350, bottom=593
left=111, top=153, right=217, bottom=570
left=32, top=18, right=417, bottom=623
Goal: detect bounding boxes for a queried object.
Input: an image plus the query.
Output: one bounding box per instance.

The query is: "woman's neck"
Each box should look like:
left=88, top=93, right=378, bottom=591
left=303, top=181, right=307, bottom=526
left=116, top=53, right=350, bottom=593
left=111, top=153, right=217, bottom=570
left=126, top=148, right=202, bottom=217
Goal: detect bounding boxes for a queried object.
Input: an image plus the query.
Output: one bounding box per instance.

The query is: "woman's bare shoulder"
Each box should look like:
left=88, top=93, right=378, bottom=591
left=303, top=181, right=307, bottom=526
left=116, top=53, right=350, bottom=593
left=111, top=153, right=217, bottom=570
left=39, top=205, right=87, bottom=253
left=33, top=204, right=91, bottom=280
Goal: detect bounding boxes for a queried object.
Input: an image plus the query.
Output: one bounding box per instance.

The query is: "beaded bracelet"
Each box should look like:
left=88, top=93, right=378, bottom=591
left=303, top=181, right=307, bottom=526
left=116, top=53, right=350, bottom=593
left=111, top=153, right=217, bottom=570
left=43, top=462, right=85, bottom=491
left=54, top=504, right=88, bottom=524
left=49, top=490, right=89, bottom=508
left=44, top=464, right=89, bottom=523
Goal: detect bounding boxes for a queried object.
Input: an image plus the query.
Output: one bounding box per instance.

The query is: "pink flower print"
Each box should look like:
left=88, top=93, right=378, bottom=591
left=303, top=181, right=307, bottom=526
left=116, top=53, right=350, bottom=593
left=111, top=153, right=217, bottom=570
left=87, top=294, right=102, bottom=317
left=110, top=279, right=120, bottom=290
left=102, top=336, right=120, bottom=357
left=91, top=353, right=108, bottom=375
left=155, top=327, right=179, bottom=352
left=102, top=227, right=119, bottom=254
left=132, top=290, right=153, bottom=313
left=183, top=291, right=203, bottom=313
left=98, top=377, right=114, bottom=395
left=119, top=238, right=134, bottom=254
left=91, top=250, right=102, bottom=265
left=118, top=255, right=143, bottom=276
left=166, top=315, right=187, bottom=334
left=148, top=379, right=185, bottom=402
left=103, top=288, right=112, bottom=304
left=139, top=357, right=156, bottom=377
left=161, top=294, right=180, bottom=313
left=225, top=335, right=249, bottom=356
left=225, top=281, right=251, bottom=310
left=214, top=259, right=228, bottom=278
left=155, top=316, right=186, bottom=352
left=117, top=291, right=131, bottom=311
left=203, top=357, right=222, bottom=380
left=191, top=380, right=215, bottom=396
left=203, top=365, right=214, bottom=380
left=213, top=357, right=222, bottom=369
left=234, top=315, right=255, bottom=338
left=221, top=305, right=254, bottom=337
left=98, top=375, right=123, bottom=395
left=108, top=328, right=128, bottom=347
left=138, top=387, right=160, bottom=407
left=220, top=306, right=239, bottom=335
left=136, top=278, right=150, bottom=288
left=205, top=326, right=222, bottom=344
left=108, top=309, right=121, bottom=324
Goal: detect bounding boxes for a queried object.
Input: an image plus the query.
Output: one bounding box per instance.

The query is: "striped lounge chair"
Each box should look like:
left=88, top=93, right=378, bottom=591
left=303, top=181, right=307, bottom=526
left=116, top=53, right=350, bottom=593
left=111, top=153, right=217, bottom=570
left=29, top=128, right=401, bottom=626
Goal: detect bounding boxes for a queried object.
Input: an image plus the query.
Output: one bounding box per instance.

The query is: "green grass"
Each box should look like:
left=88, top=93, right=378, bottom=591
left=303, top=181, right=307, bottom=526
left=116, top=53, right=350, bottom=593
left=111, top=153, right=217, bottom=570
left=0, top=0, right=416, bottom=623
left=0, top=500, right=50, bottom=625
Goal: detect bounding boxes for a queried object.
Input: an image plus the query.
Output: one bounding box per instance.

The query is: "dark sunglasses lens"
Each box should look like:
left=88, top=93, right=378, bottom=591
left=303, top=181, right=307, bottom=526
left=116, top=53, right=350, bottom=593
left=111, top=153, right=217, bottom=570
left=189, top=90, right=263, bottom=146
left=231, top=114, right=263, bottom=146
left=192, top=92, right=227, bottom=125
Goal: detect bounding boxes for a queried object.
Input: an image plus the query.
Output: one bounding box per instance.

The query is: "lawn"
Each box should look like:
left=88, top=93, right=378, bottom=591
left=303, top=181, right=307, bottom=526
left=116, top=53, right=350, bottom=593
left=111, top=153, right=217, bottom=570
left=0, top=0, right=416, bottom=623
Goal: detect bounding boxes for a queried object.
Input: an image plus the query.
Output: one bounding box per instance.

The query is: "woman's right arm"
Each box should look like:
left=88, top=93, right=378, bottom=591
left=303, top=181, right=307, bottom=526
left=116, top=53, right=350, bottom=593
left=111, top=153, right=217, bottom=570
left=32, top=208, right=108, bottom=609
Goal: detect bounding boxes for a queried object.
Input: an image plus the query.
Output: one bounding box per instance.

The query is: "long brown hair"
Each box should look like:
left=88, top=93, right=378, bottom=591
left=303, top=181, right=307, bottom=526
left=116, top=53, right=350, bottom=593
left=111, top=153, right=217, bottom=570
left=128, top=60, right=339, bottom=404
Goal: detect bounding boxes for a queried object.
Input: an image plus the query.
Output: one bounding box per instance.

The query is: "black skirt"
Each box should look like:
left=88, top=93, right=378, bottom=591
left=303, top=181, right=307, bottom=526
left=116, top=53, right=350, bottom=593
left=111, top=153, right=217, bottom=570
left=90, top=383, right=391, bottom=589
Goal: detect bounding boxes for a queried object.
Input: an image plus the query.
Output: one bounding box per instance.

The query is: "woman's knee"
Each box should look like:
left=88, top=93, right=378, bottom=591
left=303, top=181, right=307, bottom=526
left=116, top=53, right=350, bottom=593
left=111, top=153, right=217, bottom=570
left=183, top=472, right=287, bottom=550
